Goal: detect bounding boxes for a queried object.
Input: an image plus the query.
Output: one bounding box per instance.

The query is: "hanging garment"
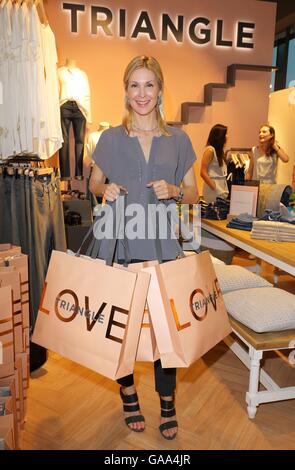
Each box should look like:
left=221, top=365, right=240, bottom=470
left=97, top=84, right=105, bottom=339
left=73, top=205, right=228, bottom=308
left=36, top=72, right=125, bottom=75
left=59, top=101, right=86, bottom=179
left=58, top=66, right=92, bottom=124
left=0, top=169, right=66, bottom=327
left=40, top=22, right=63, bottom=158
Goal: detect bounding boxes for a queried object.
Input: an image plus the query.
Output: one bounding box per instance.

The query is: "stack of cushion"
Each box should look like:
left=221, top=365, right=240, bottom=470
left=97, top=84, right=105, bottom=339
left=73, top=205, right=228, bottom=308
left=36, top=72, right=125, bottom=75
left=214, top=264, right=295, bottom=333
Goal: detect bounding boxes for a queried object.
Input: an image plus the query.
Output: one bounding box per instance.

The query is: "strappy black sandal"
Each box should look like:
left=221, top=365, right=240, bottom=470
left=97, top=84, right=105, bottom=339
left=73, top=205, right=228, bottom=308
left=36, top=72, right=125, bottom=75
left=119, top=387, right=145, bottom=432
left=159, top=396, right=178, bottom=440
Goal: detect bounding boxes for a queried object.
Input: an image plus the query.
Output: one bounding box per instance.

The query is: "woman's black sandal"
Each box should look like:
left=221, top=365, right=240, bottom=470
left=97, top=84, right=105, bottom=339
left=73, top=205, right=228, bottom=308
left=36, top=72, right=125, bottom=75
left=120, top=387, right=145, bottom=432
left=159, top=396, right=178, bottom=440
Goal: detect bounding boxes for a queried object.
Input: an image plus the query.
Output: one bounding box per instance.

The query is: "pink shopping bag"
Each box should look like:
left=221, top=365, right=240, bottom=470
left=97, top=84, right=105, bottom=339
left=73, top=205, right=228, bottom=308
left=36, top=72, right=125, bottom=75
left=32, top=250, right=150, bottom=380
left=143, top=250, right=232, bottom=368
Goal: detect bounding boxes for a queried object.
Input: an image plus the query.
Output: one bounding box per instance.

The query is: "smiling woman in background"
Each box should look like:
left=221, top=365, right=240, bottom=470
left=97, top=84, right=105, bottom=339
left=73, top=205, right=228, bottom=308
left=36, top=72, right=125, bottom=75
left=247, top=124, right=289, bottom=183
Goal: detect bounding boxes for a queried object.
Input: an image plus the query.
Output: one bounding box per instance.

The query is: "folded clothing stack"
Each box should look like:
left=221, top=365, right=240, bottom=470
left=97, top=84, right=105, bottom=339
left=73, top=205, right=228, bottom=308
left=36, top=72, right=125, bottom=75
left=227, top=213, right=256, bottom=231
left=259, top=208, right=295, bottom=225
left=251, top=220, right=295, bottom=242
left=200, top=197, right=230, bottom=220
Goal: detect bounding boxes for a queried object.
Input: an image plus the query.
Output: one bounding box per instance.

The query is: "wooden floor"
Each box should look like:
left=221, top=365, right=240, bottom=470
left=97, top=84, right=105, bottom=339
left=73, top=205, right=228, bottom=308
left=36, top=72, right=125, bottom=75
left=22, top=255, right=295, bottom=450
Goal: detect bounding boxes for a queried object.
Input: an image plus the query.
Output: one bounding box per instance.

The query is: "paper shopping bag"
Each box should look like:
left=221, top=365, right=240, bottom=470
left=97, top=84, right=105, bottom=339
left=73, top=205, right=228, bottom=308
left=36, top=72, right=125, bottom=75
left=0, top=286, right=14, bottom=366
left=144, top=250, right=232, bottom=368
left=136, top=307, right=160, bottom=362
left=0, top=269, right=23, bottom=354
left=114, top=260, right=160, bottom=363
left=32, top=250, right=150, bottom=380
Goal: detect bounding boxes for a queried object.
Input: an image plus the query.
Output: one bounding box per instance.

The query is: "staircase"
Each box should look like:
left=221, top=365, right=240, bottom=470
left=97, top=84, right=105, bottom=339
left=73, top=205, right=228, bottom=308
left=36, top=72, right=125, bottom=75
left=167, top=63, right=276, bottom=126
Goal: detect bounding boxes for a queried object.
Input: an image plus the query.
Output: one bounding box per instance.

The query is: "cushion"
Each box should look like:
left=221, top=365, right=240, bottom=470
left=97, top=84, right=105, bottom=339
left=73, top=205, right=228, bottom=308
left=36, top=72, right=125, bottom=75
left=223, top=287, right=295, bottom=332
left=214, top=264, right=272, bottom=294
left=210, top=255, right=226, bottom=265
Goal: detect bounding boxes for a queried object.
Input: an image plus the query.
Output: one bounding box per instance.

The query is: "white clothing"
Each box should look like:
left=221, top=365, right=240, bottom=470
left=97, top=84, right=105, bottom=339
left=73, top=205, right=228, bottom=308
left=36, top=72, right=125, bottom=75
left=86, top=131, right=103, bottom=159
left=252, top=146, right=278, bottom=184
left=202, top=146, right=228, bottom=203
left=58, top=66, right=92, bottom=123
left=0, top=2, right=62, bottom=159
left=40, top=23, right=63, bottom=158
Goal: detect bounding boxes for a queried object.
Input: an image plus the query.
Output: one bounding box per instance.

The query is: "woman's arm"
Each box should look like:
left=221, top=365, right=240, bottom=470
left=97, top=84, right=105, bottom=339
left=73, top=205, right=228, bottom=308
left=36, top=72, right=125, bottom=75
left=200, top=147, right=215, bottom=190
left=146, top=165, right=198, bottom=204
left=273, top=142, right=289, bottom=163
left=89, top=164, right=126, bottom=202
left=246, top=150, right=254, bottom=180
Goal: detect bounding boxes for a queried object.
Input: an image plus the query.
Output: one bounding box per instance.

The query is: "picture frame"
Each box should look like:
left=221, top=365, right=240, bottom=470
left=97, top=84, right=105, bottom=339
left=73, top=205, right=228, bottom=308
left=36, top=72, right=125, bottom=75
left=229, top=184, right=259, bottom=217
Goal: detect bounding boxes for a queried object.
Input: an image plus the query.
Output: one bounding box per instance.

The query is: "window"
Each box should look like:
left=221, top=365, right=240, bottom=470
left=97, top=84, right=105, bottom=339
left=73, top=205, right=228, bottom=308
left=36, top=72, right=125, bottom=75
left=273, top=27, right=295, bottom=91
left=286, top=38, right=295, bottom=88
left=270, top=46, right=277, bottom=91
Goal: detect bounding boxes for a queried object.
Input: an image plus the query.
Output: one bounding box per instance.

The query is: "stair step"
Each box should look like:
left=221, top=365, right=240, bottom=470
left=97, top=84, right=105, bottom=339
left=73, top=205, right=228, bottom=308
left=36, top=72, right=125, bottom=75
left=182, top=101, right=206, bottom=107
left=205, top=83, right=232, bottom=89
left=170, top=63, right=276, bottom=125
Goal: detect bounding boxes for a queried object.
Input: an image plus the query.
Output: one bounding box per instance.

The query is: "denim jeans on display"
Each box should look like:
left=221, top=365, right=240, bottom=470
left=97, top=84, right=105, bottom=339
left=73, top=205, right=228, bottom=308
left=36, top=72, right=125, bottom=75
left=200, top=197, right=230, bottom=220
left=29, top=174, right=67, bottom=325
left=59, top=101, right=86, bottom=180
left=0, top=171, right=66, bottom=328
left=259, top=208, right=295, bottom=225
left=227, top=213, right=256, bottom=231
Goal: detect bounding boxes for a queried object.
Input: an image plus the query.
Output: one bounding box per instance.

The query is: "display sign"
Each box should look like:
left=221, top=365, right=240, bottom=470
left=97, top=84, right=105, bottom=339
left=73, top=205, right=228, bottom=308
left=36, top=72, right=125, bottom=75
left=229, top=184, right=259, bottom=217
left=62, top=2, right=255, bottom=48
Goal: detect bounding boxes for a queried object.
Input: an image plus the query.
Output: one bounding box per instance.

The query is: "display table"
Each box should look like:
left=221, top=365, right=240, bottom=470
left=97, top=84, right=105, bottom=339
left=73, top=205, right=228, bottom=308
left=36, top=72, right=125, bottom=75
left=202, top=219, right=295, bottom=276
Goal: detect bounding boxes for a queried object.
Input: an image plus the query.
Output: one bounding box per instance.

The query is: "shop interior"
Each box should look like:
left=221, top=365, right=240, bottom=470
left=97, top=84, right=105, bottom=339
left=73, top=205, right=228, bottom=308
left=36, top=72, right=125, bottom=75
left=0, top=0, right=295, bottom=451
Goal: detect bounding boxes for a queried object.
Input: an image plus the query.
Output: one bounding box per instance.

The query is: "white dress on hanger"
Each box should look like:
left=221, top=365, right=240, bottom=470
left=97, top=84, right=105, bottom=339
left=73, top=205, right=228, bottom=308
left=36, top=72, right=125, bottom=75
left=1, top=0, right=16, bottom=158
left=30, top=4, right=48, bottom=156
left=40, top=22, right=63, bottom=158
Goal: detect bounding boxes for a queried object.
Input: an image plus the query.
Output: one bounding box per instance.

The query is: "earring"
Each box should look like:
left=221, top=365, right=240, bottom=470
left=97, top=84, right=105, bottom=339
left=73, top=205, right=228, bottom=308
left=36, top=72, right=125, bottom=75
left=124, top=95, right=129, bottom=109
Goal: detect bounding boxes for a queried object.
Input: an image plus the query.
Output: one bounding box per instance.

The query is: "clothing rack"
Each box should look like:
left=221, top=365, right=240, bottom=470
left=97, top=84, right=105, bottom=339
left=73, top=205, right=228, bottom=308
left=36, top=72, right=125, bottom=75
left=226, top=148, right=251, bottom=169
left=0, top=154, right=55, bottom=176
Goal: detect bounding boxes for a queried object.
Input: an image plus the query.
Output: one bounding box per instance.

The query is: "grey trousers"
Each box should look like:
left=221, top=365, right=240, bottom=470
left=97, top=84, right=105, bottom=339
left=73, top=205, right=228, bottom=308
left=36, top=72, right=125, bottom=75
left=0, top=172, right=67, bottom=328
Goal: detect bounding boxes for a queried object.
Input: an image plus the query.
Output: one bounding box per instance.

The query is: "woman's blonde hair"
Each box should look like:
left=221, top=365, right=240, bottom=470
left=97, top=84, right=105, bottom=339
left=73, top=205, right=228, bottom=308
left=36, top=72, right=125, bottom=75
left=122, top=55, right=170, bottom=136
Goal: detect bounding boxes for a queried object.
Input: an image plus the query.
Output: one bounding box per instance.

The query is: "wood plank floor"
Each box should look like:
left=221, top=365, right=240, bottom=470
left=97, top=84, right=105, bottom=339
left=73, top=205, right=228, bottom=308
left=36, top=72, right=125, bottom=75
left=22, top=256, right=295, bottom=450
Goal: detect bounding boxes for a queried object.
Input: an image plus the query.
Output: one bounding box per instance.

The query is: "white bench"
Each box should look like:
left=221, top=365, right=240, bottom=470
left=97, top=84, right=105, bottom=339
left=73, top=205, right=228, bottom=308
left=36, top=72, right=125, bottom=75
left=224, top=317, right=295, bottom=419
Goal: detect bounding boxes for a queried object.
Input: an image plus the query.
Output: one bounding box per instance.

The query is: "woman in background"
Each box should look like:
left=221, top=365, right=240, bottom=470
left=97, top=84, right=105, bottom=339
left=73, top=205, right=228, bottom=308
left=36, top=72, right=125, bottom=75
left=201, top=124, right=229, bottom=203
left=247, top=124, right=289, bottom=183
left=200, top=124, right=234, bottom=264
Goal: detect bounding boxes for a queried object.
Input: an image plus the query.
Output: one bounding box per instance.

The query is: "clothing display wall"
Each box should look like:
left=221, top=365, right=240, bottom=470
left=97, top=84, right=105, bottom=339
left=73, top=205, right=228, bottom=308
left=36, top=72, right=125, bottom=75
left=0, top=1, right=63, bottom=160
left=0, top=163, right=67, bottom=328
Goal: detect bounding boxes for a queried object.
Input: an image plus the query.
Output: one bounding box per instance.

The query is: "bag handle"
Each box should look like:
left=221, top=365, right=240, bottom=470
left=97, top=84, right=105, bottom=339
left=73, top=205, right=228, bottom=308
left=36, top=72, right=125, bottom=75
left=147, top=188, right=184, bottom=263
left=76, top=190, right=129, bottom=265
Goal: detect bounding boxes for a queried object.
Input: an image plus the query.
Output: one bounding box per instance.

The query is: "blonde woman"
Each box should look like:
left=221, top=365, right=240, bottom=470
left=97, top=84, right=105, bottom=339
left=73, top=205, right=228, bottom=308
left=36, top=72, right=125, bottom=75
left=90, top=56, right=198, bottom=440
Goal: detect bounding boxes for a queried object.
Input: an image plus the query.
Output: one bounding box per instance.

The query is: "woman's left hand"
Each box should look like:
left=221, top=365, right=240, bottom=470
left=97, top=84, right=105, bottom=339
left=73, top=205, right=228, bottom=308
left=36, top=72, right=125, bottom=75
left=147, top=180, right=178, bottom=200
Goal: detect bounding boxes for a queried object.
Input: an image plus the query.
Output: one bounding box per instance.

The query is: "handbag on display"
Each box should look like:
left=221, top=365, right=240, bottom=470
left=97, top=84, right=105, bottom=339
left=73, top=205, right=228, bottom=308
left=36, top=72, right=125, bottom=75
left=143, top=250, right=232, bottom=368
left=32, top=196, right=151, bottom=380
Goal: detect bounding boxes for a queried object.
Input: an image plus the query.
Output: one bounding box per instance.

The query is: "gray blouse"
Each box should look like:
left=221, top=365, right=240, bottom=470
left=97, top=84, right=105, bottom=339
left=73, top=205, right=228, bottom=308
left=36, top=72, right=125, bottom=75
left=252, top=146, right=278, bottom=183
left=93, top=125, right=197, bottom=260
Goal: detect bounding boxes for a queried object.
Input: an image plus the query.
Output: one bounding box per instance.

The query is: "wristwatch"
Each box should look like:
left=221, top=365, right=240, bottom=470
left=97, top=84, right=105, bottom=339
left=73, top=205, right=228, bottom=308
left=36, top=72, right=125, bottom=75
left=175, top=188, right=184, bottom=203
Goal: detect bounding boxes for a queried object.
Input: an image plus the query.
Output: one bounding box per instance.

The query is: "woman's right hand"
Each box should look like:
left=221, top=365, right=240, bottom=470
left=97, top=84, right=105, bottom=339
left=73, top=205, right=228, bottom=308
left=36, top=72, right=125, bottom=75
left=103, top=183, right=127, bottom=202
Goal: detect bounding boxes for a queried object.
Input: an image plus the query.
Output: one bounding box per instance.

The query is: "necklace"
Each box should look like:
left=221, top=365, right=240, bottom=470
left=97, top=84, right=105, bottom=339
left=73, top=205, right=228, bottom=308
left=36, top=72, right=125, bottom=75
left=132, top=123, right=159, bottom=132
